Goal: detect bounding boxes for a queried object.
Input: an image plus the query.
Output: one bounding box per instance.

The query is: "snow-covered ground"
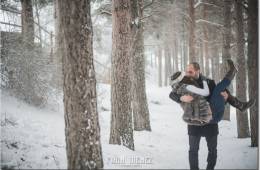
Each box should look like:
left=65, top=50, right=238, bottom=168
left=0, top=83, right=258, bottom=169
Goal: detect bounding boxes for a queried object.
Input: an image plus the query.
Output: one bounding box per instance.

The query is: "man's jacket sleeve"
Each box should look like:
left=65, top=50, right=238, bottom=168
left=169, top=91, right=181, bottom=103
left=169, top=83, right=182, bottom=104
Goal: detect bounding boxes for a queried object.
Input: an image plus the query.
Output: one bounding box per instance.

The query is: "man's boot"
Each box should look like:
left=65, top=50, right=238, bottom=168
left=227, top=94, right=256, bottom=112
left=224, top=59, right=238, bottom=81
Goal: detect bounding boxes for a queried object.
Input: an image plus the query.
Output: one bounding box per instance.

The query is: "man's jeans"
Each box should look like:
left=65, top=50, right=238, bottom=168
left=189, top=135, right=218, bottom=170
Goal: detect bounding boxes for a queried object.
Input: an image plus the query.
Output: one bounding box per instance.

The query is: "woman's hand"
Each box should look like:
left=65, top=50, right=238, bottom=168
left=180, top=95, right=194, bottom=103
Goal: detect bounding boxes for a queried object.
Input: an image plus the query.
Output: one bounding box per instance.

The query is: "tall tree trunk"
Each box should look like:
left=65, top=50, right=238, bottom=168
left=173, top=39, right=178, bottom=73
left=109, top=0, right=135, bottom=151
left=203, top=26, right=210, bottom=77
left=188, top=0, right=196, bottom=62
left=222, top=0, right=232, bottom=121
left=212, top=45, right=219, bottom=82
left=248, top=0, right=258, bottom=147
left=171, top=8, right=178, bottom=74
left=164, top=43, right=171, bottom=86
left=203, top=47, right=209, bottom=77
left=21, top=0, right=34, bottom=45
left=168, top=46, right=173, bottom=75
left=158, top=46, right=163, bottom=87
left=34, top=1, right=42, bottom=47
left=199, top=39, right=204, bottom=74
left=208, top=49, right=212, bottom=78
left=58, top=0, right=103, bottom=169
left=202, top=5, right=210, bottom=77
left=130, top=0, right=151, bottom=131
left=182, top=14, right=188, bottom=71
left=235, top=0, right=250, bottom=138
left=20, top=0, right=40, bottom=105
left=171, top=46, right=175, bottom=73
left=54, top=0, right=60, bottom=60
left=154, top=50, right=157, bottom=68
left=203, top=31, right=210, bottom=77
left=181, top=39, right=187, bottom=71
left=150, top=53, right=153, bottom=68
left=53, top=0, right=63, bottom=89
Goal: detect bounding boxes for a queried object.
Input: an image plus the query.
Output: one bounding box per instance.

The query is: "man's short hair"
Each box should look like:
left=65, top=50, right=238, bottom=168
left=190, top=62, right=200, bottom=71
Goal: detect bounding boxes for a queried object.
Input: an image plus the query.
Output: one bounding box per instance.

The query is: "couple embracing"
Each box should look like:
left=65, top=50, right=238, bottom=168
left=169, top=60, right=255, bottom=170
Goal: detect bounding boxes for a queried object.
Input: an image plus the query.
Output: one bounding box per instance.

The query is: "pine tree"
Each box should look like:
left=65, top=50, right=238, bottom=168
left=235, top=0, right=250, bottom=138
left=188, top=0, right=196, bottom=62
left=158, top=46, right=163, bottom=87
left=248, top=0, right=258, bottom=147
left=130, top=0, right=151, bottom=131
left=21, top=0, right=34, bottom=45
left=222, top=0, right=232, bottom=121
left=58, top=0, right=103, bottom=168
left=109, top=0, right=135, bottom=151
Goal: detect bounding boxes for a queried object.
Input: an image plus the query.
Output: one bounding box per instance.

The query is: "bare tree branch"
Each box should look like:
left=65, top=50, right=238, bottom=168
left=140, top=14, right=153, bottom=21
left=100, top=9, right=112, bottom=16
left=142, top=0, right=154, bottom=10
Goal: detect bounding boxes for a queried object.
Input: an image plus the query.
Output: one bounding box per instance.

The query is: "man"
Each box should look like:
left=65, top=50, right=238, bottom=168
left=170, top=62, right=254, bottom=170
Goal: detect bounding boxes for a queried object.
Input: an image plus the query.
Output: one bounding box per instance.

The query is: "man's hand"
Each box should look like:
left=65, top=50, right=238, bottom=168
left=180, top=95, right=194, bottom=103
left=221, top=91, right=228, bottom=101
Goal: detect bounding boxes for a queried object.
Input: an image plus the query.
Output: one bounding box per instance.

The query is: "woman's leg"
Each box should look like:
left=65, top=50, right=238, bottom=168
left=210, top=59, right=237, bottom=123
left=209, top=79, right=230, bottom=122
left=211, top=78, right=231, bottom=96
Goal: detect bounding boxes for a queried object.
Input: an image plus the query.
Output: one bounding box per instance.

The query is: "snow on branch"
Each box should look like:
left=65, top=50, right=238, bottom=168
left=194, top=0, right=202, bottom=9
left=196, top=19, right=223, bottom=27
left=195, top=0, right=222, bottom=9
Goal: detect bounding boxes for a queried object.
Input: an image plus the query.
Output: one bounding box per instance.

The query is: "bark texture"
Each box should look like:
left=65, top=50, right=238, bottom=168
left=58, top=0, right=103, bottom=168
left=109, top=0, right=135, bottom=151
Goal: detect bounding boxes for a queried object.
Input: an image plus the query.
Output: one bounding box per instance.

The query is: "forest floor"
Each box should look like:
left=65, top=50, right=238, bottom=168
left=1, top=83, right=257, bottom=169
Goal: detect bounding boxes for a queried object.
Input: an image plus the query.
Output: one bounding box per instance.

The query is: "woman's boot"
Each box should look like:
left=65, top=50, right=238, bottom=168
left=224, top=59, right=238, bottom=81
left=227, top=94, right=256, bottom=112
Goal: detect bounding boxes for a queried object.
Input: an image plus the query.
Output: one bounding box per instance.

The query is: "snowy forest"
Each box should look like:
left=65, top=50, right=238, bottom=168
left=0, top=0, right=258, bottom=169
